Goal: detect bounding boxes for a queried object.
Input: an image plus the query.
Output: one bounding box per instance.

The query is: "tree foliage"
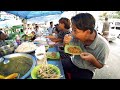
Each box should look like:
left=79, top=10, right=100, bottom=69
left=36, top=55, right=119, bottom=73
left=109, top=11, right=120, bottom=19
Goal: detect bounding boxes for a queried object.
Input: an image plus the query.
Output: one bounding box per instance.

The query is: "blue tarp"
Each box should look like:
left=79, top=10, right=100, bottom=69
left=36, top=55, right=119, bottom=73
left=6, top=11, right=63, bottom=19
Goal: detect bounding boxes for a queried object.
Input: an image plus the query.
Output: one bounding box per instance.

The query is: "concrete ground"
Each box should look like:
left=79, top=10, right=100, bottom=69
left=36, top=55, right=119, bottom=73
left=93, top=38, right=120, bottom=79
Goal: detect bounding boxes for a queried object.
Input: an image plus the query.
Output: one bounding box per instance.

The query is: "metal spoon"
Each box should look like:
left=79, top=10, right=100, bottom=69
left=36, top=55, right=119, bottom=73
left=3, top=58, right=10, bottom=64
left=0, top=57, right=4, bottom=63
left=17, top=73, right=20, bottom=79
left=0, top=57, right=10, bottom=64
left=37, top=53, right=44, bottom=56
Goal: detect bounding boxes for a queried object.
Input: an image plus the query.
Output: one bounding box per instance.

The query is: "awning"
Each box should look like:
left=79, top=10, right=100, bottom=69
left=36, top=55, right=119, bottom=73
left=5, top=11, right=63, bottom=19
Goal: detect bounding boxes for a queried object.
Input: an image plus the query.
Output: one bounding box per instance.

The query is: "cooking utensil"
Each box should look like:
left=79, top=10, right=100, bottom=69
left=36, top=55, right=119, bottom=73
left=0, top=57, right=10, bottom=64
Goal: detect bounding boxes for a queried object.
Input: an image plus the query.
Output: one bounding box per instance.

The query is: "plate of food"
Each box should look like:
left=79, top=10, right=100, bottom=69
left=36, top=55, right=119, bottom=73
left=15, top=42, right=38, bottom=53
left=31, top=64, right=61, bottom=79
left=64, top=45, right=82, bottom=55
left=46, top=52, right=60, bottom=59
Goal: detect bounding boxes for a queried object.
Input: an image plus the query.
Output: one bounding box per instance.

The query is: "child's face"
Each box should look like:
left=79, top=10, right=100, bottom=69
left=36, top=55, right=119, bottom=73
left=71, top=24, right=90, bottom=42
left=32, top=31, right=35, bottom=35
left=58, top=23, right=64, bottom=30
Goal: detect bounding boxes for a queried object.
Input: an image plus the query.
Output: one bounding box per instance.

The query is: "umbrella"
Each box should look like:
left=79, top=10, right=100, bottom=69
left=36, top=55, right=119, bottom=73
left=5, top=11, right=63, bottom=19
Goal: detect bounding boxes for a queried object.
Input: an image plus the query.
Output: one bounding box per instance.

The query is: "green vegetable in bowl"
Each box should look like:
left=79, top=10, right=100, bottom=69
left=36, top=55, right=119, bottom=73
left=0, top=56, right=33, bottom=78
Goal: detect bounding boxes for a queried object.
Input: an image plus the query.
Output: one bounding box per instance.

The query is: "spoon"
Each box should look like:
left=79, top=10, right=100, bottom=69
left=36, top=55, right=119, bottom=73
left=4, top=58, right=10, bottom=64
left=37, top=53, right=44, bottom=56
left=0, top=57, right=10, bottom=64
left=17, top=73, right=20, bottom=79
left=0, top=57, right=4, bottom=63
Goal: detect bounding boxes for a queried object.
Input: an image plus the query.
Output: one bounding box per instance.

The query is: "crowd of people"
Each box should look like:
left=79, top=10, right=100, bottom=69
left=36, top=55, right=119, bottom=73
left=0, top=12, right=110, bottom=79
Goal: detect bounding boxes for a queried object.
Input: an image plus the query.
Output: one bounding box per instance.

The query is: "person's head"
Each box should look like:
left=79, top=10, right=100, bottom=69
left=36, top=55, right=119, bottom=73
left=35, top=25, right=39, bottom=31
left=105, top=17, right=108, bottom=21
left=54, top=24, right=59, bottom=27
left=27, top=24, right=30, bottom=27
left=54, top=24, right=59, bottom=33
left=50, top=21, right=53, bottom=27
left=31, top=31, right=35, bottom=35
left=0, top=31, right=7, bottom=40
left=71, top=13, right=95, bottom=42
left=58, top=17, right=70, bottom=30
left=32, top=23, right=35, bottom=26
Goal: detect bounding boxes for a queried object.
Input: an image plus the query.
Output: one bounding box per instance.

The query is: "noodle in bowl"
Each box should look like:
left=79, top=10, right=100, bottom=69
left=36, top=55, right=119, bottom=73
left=31, top=64, right=61, bottom=79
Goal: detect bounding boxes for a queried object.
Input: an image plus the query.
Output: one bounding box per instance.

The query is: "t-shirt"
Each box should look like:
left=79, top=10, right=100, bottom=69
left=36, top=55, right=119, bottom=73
left=47, top=27, right=54, bottom=35
left=69, top=31, right=110, bottom=73
left=102, top=21, right=110, bottom=32
left=57, top=30, right=70, bottom=44
left=35, top=29, right=43, bottom=37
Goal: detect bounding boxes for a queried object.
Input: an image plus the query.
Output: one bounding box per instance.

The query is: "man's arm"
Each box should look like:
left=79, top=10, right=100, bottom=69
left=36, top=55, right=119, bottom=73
left=50, top=38, right=62, bottom=43
left=80, top=52, right=104, bottom=69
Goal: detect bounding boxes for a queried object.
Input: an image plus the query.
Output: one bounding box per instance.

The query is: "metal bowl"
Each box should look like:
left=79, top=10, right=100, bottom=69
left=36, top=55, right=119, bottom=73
left=14, top=49, right=36, bottom=54
left=1, top=53, right=37, bottom=79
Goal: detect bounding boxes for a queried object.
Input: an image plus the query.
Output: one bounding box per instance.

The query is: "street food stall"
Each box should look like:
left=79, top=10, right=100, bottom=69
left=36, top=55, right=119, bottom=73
left=0, top=35, right=65, bottom=79
left=0, top=11, right=66, bottom=79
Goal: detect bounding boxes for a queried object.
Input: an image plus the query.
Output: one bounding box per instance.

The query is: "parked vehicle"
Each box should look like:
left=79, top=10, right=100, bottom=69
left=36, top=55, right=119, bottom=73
left=106, top=28, right=116, bottom=42
left=95, top=21, right=116, bottom=42
left=110, top=20, right=120, bottom=39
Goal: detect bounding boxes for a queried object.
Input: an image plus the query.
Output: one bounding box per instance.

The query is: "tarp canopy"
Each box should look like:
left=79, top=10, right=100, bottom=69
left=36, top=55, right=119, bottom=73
left=0, top=18, right=9, bottom=21
left=27, top=14, right=61, bottom=24
left=0, top=19, right=22, bottom=28
left=5, top=11, right=63, bottom=19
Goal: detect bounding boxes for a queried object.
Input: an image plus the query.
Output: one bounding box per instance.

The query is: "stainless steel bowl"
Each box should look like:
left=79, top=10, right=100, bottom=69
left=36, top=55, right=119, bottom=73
left=1, top=53, right=37, bottom=79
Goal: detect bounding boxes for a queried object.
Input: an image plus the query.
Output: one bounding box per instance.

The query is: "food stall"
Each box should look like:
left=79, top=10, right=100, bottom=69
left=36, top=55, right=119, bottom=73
left=0, top=11, right=66, bottom=79
left=0, top=36, right=65, bottom=79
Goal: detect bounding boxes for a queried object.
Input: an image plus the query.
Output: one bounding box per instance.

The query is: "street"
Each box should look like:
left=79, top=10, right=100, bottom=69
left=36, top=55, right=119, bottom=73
left=93, top=38, right=120, bottom=79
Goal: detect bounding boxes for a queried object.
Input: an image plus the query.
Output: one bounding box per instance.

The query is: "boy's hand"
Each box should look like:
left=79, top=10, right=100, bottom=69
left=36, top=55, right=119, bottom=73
left=80, top=52, right=96, bottom=62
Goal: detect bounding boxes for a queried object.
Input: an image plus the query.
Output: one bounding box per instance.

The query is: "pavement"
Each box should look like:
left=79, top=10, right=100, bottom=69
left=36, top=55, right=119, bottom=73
left=93, top=38, right=120, bottom=79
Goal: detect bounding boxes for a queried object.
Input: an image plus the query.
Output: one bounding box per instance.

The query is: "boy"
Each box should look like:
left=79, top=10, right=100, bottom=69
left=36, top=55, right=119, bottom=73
left=63, top=13, right=110, bottom=79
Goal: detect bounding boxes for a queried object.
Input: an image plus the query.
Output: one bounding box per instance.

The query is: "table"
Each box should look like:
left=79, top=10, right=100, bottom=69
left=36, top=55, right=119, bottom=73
left=28, top=45, right=65, bottom=79
left=47, top=46, right=65, bottom=79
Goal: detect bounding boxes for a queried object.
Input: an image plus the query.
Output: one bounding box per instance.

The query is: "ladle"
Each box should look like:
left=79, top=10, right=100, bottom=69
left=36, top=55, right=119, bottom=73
left=0, top=57, right=10, bottom=64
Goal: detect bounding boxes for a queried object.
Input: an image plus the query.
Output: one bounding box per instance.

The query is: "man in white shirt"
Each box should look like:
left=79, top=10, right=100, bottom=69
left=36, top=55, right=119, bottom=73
left=35, top=26, right=43, bottom=37
left=47, top=21, right=54, bottom=35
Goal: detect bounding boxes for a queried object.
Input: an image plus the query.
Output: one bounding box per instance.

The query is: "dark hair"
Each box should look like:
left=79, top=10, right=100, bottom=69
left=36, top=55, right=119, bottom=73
left=105, top=17, right=108, bottom=21
left=50, top=21, right=53, bottom=24
left=71, top=13, right=95, bottom=34
left=54, top=24, right=58, bottom=27
left=54, top=24, right=60, bottom=33
left=35, top=25, right=39, bottom=28
left=59, top=17, right=70, bottom=29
